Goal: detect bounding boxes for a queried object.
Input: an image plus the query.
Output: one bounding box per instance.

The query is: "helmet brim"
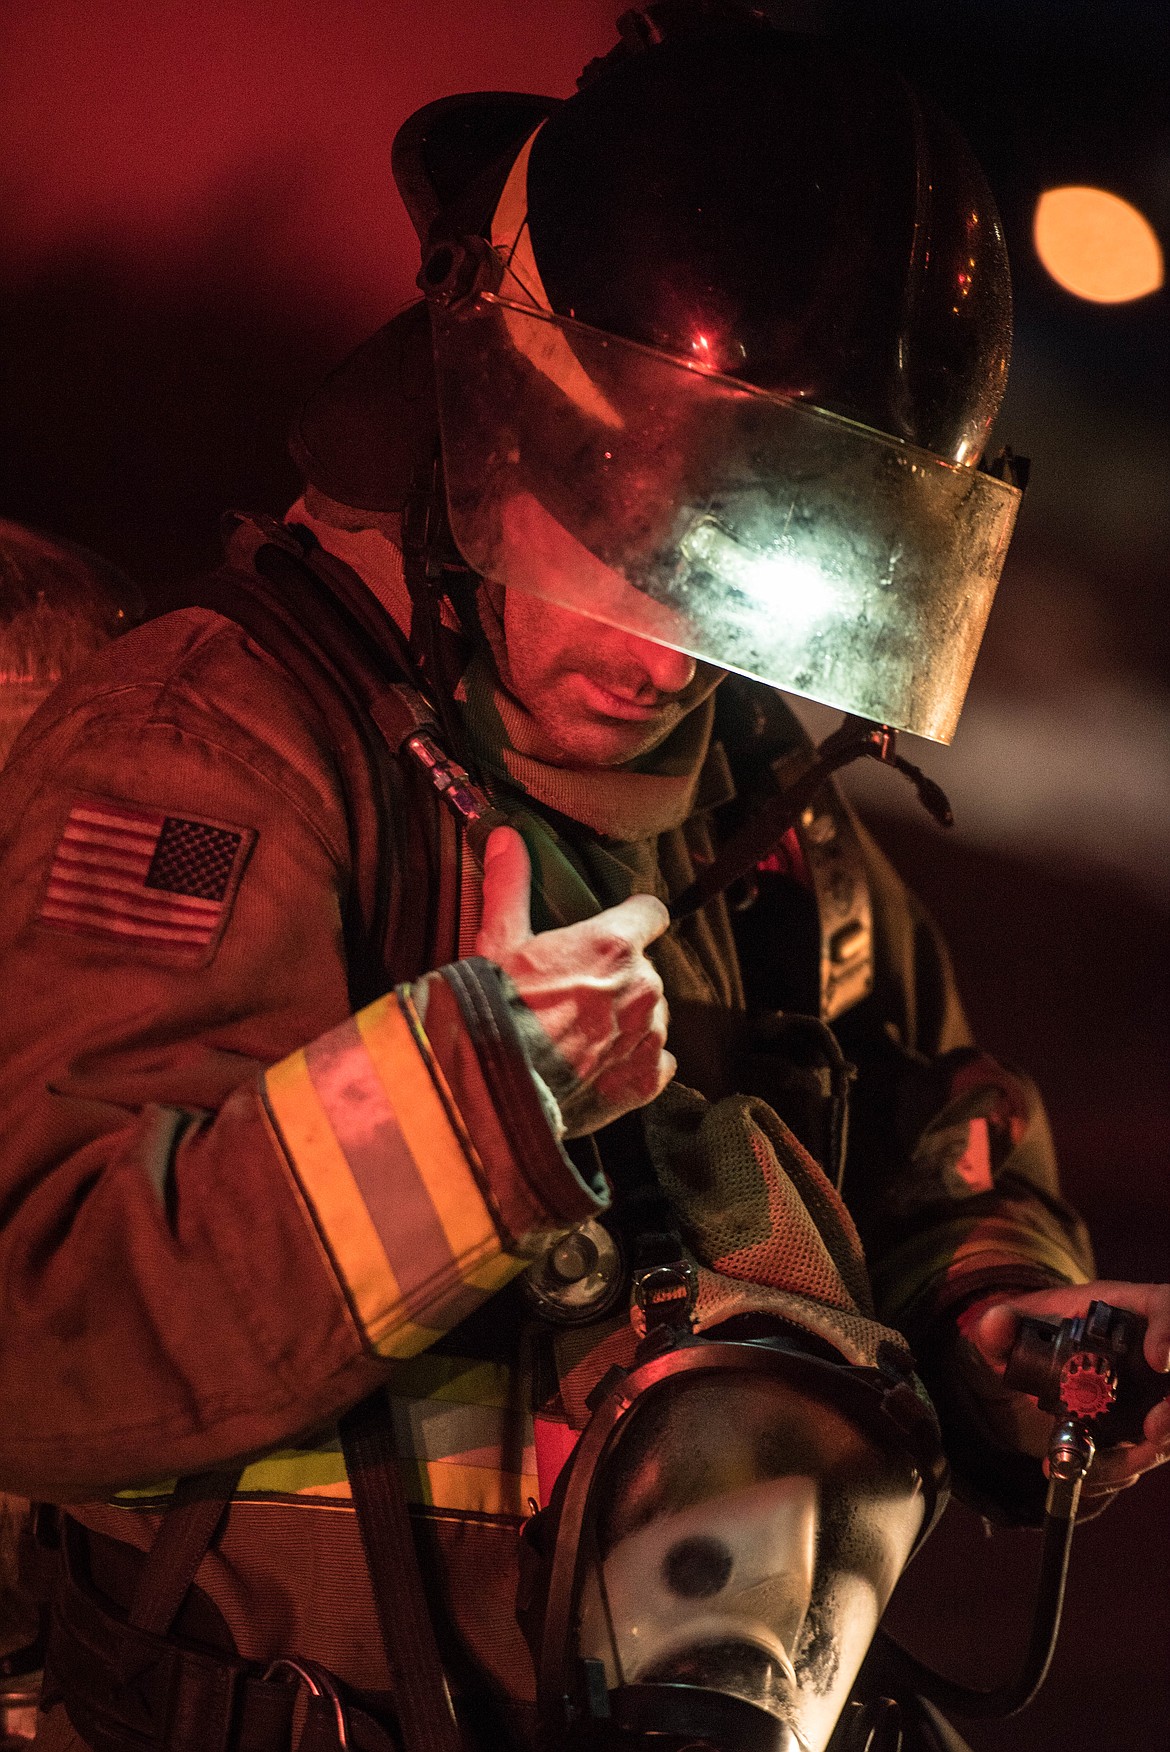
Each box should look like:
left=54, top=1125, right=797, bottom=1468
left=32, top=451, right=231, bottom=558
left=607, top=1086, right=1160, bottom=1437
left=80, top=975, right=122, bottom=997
left=391, top=91, right=560, bottom=244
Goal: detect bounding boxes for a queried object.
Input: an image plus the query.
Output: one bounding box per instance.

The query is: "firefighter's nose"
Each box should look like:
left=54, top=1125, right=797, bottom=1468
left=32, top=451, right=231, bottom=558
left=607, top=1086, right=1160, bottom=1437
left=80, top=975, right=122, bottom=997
left=624, top=633, right=696, bottom=696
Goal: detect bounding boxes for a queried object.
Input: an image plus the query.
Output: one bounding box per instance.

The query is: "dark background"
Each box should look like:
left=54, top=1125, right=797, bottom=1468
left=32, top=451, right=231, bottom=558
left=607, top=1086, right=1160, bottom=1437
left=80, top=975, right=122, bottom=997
left=2, top=3, right=1167, bottom=1746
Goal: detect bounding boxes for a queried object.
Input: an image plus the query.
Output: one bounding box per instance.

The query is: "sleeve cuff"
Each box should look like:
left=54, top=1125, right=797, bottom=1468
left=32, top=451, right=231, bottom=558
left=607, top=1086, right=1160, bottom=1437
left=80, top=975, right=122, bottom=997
left=417, top=957, right=607, bottom=1231
left=899, top=1263, right=1090, bottom=1525
left=260, top=959, right=604, bottom=1359
left=873, top=1208, right=1092, bottom=1337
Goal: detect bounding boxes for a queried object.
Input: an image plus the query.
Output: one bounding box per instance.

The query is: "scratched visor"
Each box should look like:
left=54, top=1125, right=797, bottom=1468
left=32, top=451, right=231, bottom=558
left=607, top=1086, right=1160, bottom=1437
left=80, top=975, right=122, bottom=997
left=431, top=294, right=1022, bottom=743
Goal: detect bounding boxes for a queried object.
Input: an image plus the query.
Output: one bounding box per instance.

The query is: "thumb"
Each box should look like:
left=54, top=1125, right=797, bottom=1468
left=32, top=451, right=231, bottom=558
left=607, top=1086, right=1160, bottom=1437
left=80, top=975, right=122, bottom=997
left=962, top=1300, right=1021, bottom=1372
left=475, top=826, right=533, bottom=960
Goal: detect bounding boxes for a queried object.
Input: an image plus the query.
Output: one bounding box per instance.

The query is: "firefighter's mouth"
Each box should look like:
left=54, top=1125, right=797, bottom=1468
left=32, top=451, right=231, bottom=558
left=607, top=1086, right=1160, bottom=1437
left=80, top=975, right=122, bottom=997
left=577, top=675, right=675, bottom=720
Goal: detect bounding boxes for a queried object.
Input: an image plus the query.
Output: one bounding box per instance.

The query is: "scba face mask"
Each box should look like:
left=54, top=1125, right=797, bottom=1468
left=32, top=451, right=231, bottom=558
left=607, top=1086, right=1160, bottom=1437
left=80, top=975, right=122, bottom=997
left=522, top=1332, right=946, bottom=1752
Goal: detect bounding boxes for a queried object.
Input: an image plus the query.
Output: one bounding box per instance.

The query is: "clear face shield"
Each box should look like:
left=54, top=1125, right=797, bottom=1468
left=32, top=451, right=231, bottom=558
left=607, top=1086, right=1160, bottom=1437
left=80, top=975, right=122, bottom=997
left=526, top=1338, right=945, bottom=1752
left=430, top=294, right=1022, bottom=743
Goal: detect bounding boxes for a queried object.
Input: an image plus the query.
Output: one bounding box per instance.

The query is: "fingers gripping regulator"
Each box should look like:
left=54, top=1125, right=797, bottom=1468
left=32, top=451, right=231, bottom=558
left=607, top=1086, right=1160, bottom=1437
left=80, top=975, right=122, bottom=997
left=872, top=1300, right=1165, bottom=1728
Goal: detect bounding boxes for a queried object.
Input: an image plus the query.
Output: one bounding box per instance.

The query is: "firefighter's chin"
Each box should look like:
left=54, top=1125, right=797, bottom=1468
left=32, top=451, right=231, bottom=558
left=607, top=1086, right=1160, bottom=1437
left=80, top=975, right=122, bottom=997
left=501, top=590, right=699, bottom=767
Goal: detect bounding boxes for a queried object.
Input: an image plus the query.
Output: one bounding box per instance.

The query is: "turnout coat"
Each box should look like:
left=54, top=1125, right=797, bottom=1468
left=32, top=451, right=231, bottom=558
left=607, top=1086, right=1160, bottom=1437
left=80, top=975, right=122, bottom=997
left=0, top=527, right=1092, bottom=1746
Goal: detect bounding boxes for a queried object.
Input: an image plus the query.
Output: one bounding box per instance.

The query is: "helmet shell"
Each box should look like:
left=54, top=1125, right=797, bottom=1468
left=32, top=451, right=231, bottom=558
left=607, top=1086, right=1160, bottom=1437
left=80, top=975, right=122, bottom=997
left=525, top=27, right=1011, bottom=464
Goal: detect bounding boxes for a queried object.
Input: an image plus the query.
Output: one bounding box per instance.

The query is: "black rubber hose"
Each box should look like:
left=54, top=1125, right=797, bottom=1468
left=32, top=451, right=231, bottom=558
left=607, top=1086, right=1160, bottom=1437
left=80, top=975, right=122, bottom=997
left=874, top=1506, right=1076, bottom=1719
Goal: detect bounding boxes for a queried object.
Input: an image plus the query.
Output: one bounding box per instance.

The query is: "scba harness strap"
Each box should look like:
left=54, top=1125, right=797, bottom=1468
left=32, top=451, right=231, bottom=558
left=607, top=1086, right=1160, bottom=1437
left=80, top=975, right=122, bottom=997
left=41, top=1415, right=451, bottom=1752
left=46, top=1513, right=400, bottom=1752
left=204, top=515, right=463, bottom=1005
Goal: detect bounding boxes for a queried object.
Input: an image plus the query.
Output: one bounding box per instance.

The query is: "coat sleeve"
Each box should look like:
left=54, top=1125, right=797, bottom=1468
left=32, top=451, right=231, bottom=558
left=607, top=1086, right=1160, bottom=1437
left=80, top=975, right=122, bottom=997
left=835, top=812, right=1095, bottom=1517
left=0, top=614, right=600, bottom=1501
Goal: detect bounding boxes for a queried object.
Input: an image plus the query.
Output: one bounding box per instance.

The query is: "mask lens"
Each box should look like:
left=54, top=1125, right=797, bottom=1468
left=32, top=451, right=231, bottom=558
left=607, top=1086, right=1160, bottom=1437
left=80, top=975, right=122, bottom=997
left=571, top=1370, right=926, bottom=1752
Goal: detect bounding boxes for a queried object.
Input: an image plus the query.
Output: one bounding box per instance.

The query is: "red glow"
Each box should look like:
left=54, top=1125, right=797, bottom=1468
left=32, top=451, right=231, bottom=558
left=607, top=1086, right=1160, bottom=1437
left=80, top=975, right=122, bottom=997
left=0, top=0, right=616, bottom=332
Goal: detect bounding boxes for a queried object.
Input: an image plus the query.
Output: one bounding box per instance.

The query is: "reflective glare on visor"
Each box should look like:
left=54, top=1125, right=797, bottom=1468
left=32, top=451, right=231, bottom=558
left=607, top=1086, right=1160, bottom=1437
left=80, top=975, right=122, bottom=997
left=431, top=294, right=1022, bottom=743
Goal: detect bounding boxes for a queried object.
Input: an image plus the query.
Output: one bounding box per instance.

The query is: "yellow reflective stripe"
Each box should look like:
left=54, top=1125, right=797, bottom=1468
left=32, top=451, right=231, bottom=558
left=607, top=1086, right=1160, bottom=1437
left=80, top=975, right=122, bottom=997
left=356, top=995, right=503, bottom=1273
left=112, top=1478, right=177, bottom=1504
left=463, top=1249, right=529, bottom=1296
left=236, top=1447, right=349, bottom=1496
left=112, top=1462, right=535, bottom=1515
left=387, top=1354, right=514, bottom=1407
left=111, top=1357, right=538, bottom=1514
left=112, top=1471, right=535, bottom=1512
left=264, top=1045, right=438, bottom=1356
left=227, top=1456, right=537, bottom=1513
left=415, top=1459, right=539, bottom=1517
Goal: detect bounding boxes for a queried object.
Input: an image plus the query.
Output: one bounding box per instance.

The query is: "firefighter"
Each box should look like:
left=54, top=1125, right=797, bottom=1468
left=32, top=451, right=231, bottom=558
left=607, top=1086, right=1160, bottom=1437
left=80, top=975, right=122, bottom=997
left=0, top=8, right=1165, bottom=1752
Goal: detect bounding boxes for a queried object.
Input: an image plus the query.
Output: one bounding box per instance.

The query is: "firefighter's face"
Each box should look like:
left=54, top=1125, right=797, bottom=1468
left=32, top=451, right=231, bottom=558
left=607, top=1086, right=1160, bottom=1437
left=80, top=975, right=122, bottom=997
left=502, top=589, right=703, bottom=766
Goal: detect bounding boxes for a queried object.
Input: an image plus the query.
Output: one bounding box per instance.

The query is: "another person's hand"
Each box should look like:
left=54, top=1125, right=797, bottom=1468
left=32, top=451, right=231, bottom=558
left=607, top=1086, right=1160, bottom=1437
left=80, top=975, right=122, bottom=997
left=961, top=1280, right=1170, bottom=1502
left=475, top=826, right=676, bottom=1136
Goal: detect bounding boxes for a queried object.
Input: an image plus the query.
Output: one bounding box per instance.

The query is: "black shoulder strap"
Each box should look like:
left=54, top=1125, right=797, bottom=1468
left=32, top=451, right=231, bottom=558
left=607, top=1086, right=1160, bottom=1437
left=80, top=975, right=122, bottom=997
left=710, top=677, right=877, bottom=1023
left=339, top=1395, right=462, bottom=1752
left=176, top=515, right=461, bottom=1000
left=125, top=1469, right=242, bottom=1639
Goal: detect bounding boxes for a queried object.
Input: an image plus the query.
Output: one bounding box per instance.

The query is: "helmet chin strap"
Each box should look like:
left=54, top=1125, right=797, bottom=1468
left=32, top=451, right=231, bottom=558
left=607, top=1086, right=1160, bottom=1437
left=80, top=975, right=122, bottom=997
left=669, top=715, right=953, bottom=924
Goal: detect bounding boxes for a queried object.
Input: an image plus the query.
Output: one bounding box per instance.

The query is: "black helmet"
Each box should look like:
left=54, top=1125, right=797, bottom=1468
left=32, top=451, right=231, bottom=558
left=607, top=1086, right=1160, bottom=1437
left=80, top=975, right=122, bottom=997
left=299, top=2, right=1024, bottom=742
left=402, top=2, right=1011, bottom=465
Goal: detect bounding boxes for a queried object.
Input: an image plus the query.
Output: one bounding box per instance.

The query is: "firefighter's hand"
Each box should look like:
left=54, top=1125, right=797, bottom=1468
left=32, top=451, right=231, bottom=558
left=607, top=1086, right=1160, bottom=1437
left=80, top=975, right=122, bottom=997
left=962, top=1280, right=1170, bottom=1500
left=476, top=826, right=675, bottom=1137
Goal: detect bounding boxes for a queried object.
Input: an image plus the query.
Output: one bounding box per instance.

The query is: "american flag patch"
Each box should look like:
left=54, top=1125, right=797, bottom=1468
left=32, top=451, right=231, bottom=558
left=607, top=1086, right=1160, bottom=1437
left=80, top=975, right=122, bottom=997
left=38, top=796, right=253, bottom=955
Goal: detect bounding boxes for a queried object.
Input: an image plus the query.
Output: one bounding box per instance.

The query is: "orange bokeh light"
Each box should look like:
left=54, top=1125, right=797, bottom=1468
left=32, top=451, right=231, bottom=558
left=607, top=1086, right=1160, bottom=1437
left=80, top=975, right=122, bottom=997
left=1034, top=186, right=1164, bottom=303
